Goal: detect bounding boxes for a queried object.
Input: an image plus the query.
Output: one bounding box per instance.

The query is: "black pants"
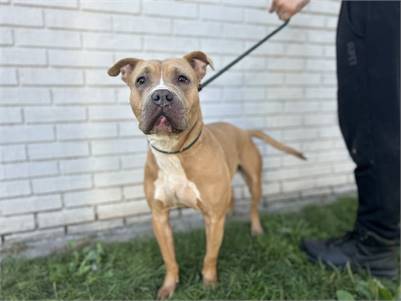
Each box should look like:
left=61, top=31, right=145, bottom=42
left=337, top=1, right=400, bottom=240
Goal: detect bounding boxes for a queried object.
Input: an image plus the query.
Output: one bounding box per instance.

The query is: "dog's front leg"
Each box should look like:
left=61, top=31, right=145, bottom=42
left=152, top=206, right=179, bottom=300
left=202, top=214, right=226, bottom=287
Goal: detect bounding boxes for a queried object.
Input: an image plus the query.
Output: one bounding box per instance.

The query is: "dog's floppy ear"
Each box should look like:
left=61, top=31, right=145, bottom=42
left=107, top=58, right=141, bottom=84
left=183, top=51, right=214, bottom=81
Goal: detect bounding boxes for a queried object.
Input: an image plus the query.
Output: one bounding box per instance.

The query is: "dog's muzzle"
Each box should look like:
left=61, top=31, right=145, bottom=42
left=139, top=89, right=187, bottom=134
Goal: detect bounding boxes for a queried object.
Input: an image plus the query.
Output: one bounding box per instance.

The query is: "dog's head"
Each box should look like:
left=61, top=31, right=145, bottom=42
left=108, top=51, right=213, bottom=136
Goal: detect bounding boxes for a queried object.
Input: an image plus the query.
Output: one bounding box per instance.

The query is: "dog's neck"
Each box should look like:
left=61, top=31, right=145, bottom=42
left=147, top=119, right=203, bottom=154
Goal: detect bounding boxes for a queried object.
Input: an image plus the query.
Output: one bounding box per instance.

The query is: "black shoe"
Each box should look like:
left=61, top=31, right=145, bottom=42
left=300, top=228, right=399, bottom=279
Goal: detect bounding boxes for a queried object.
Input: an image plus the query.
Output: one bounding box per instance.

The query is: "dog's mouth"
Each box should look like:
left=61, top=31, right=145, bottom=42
left=140, top=107, right=186, bottom=135
left=152, top=114, right=173, bottom=133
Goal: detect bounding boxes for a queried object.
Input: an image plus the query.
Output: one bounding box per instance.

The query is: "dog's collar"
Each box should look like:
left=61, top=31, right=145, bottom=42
left=149, top=129, right=203, bottom=155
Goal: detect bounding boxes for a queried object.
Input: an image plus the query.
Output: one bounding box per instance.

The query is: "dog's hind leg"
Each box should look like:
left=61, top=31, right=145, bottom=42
left=239, top=140, right=264, bottom=236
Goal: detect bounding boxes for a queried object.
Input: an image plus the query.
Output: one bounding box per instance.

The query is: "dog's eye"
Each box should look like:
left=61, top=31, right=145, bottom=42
left=177, top=75, right=189, bottom=84
left=136, top=76, right=146, bottom=87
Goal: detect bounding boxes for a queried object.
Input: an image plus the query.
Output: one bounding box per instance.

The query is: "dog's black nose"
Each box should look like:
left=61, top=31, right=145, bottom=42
left=151, top=89, right=174, bottom=106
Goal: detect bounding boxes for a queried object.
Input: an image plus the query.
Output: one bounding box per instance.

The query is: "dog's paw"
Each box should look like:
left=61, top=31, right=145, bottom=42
left=157, top=284, right=176, bottom=300
left=202, top=276, right=218, bottom=289
left=251, top=225, right=264, bottom=236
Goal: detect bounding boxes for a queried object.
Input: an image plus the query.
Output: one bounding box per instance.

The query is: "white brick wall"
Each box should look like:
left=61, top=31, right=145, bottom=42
left=0, top=0, right=355, bottom=247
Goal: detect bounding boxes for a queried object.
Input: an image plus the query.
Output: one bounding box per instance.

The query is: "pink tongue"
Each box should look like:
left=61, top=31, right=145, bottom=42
left=158, top=116, right=168, bottom=126
left=155, top=116, right=171, bottom=130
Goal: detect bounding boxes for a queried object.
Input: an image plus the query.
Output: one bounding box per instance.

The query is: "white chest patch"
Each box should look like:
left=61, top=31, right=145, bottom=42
left=152, top=150, right=201, bottom=209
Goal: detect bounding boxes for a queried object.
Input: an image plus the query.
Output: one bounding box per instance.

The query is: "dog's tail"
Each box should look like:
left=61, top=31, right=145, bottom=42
left=248, top=130, right=307, bottom=160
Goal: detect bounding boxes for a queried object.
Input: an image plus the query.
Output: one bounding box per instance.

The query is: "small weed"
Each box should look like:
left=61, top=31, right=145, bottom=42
left=49, top=242, right=113, bottom=286
left=337, top=278, right=400, bottom=301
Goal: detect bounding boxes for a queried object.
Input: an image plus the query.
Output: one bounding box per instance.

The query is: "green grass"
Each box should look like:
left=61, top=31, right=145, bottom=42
left=1, top=198, right=399, bottom=300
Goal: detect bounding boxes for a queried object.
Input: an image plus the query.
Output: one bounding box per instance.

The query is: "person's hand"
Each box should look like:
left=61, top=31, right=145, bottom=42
left=269, top=0, right=310, bottom=21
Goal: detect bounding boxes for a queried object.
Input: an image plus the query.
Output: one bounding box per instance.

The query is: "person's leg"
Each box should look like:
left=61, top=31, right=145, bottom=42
left=337, top=0, right=400, bottom=239
left=355, top=1, right=400, bottom=240
left=301, top=1, right=400, bottom=279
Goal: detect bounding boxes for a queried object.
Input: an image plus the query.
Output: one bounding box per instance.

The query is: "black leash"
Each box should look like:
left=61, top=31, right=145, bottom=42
left=198, top=19, right=290, bottom=92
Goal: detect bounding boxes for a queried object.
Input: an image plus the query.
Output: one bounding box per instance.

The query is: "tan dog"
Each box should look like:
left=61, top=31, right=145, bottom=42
left=108, top=51, right=305, bottom=299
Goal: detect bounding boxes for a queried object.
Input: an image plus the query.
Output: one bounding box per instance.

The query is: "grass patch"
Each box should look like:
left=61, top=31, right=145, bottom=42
left=0, top=197, right=399, bottom=300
